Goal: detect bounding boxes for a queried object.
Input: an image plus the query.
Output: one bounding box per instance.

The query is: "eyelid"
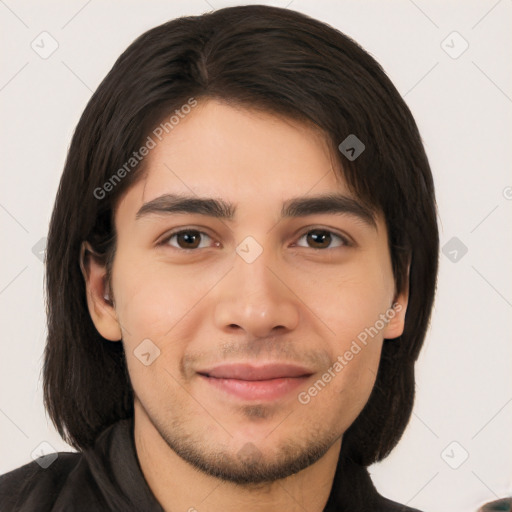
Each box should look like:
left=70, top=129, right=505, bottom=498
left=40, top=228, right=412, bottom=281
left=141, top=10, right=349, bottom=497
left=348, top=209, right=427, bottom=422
left=156, top=226, right=215, bottom=248
left=157, top=225, right=354, bottom=250
left=295, top=227, right=353, bottom=248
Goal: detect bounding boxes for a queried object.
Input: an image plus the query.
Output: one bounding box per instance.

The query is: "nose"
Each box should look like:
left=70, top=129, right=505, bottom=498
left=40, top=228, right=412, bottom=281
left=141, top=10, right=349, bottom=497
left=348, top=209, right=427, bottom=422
left=213, top=244, right=300, bottom=340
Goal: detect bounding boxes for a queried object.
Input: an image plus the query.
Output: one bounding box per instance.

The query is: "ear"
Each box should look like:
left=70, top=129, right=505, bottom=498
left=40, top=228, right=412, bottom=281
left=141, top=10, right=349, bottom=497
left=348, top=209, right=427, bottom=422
left=79, top=241, right=122, bottom=342
left=382, top=263, right=410, bottom=341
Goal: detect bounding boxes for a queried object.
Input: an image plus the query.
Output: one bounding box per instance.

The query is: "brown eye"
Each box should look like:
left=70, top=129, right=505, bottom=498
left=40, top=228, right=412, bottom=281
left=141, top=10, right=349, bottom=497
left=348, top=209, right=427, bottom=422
left=163, top=230, right=213, bottom=250
left=296, top=229, right=349, bottom=250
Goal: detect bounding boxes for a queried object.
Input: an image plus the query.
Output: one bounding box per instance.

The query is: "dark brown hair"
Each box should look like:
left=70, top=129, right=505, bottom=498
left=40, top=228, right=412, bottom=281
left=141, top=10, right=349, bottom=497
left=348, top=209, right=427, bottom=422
left=44, top=4, right=439, bottom=468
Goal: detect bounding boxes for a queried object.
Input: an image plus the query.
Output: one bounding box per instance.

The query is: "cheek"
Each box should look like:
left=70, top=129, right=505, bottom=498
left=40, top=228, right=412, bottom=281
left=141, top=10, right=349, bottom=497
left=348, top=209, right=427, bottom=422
left=307, top=270, right=391, bottom=345
left=114, top=264, right=185, bottom=400
left=112, top=243, right=241, bottom=341
left=301, top=270, right=387, bottom=408
left=112, top=256, right=207, bottom=339
left=314, top=336, right=383, bottom=422
left=117, top=280, right=172, bottom=338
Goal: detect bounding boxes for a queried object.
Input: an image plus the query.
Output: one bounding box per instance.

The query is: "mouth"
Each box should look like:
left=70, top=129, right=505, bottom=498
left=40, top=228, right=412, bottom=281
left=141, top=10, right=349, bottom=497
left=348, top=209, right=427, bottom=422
left=197, top=363, right=314, bottom=401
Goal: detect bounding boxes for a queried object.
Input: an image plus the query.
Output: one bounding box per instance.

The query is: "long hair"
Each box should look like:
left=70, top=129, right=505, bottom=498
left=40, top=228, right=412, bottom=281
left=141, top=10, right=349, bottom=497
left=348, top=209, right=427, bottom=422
left=44, top=4, right=439, bottom=467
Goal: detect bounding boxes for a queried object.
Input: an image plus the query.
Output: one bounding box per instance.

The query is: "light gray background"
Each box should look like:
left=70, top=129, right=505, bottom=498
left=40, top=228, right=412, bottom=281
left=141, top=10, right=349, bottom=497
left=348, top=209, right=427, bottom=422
left=1, top=1, right=511, bottom=511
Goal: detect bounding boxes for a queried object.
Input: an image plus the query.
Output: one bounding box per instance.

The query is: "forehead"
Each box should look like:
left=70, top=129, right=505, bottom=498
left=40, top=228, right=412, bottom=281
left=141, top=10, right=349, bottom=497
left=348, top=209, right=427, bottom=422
left=115, top=99, right=382, bottom=229
left=147, top=99, right=338, bottom=192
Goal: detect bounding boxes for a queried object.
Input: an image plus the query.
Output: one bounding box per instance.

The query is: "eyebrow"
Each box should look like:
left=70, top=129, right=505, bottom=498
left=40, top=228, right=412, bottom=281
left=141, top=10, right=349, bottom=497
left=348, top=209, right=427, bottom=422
left=135, top=193, right=377, bottom=230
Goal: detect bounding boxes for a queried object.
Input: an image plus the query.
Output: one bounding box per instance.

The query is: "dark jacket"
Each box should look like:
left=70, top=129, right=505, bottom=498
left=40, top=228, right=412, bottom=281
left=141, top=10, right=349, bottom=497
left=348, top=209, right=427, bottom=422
left=0, top=418, right=424, bottom=511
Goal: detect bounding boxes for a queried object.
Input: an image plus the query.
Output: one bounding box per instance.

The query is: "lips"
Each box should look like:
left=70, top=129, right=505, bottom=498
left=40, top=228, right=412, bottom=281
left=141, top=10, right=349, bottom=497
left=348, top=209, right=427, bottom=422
left=197, top=363, right=314, bottom=380
left=197, top=363, right=315, bottom=401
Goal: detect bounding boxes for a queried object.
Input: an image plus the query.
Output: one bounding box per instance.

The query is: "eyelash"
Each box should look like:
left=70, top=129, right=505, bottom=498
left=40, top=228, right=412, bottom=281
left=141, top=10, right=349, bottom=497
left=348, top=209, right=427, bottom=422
left=157, top=227, right=352, bottom=251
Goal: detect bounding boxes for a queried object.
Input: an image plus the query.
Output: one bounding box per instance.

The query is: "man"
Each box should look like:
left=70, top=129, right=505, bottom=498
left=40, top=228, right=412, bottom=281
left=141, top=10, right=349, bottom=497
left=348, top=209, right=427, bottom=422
left=0, top=5, right=439, bottom=511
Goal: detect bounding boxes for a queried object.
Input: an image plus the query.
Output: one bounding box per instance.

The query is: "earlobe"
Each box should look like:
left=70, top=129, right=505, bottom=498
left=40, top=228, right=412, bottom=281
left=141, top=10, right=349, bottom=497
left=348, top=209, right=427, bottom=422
left=79, top=241, right=122, bottom=342
left=382, top=295, right=408, bottom=340
left=383, top=262, right=410, bottom=340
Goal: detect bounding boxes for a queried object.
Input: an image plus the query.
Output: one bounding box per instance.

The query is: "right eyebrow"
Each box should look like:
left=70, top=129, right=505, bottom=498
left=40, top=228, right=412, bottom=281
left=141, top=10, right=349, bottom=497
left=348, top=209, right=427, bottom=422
left=136, top=194, right=235, bottom=220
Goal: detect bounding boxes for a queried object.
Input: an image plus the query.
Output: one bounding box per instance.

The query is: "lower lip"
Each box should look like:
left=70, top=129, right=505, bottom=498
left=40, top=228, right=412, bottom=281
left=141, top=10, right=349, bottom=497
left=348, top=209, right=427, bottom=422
left=199, top=374, right=311, bottom=401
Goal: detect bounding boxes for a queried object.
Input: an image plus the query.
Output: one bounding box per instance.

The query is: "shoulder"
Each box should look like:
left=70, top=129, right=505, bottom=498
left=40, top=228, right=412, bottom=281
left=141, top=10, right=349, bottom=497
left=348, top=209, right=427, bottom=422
left=377, top=495, right=425, bottom=512
left=0, top=452, right=90, bottom=512
left=325, top=454, right=426, bottom=512
left=0, top=419, right=162, bottom=512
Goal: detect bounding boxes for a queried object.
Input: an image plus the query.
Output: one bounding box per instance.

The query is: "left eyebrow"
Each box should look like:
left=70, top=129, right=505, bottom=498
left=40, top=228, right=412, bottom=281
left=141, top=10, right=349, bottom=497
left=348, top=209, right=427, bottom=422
left=135, top=193, right=377, bottom=230
left=281, top=193, right=377, bottom=230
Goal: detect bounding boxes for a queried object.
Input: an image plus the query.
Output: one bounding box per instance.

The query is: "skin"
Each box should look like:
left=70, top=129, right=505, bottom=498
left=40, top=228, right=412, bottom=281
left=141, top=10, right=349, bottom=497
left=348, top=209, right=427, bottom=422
left=82, top=99, right=409, bottom=512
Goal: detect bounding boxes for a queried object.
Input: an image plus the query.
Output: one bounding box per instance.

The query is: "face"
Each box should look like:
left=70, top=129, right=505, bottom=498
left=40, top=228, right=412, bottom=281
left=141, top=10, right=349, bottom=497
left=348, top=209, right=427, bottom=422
left=84, top=99, right=408, bottom=484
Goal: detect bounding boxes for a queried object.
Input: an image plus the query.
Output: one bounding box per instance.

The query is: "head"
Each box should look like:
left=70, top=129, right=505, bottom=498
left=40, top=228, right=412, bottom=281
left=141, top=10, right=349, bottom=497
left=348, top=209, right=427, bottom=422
left=43, top=4, right=439, bottom=476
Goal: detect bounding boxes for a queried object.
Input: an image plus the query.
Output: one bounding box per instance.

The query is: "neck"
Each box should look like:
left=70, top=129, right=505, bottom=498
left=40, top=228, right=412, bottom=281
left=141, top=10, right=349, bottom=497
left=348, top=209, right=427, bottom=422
left=133, top=401, right=341, bottom=512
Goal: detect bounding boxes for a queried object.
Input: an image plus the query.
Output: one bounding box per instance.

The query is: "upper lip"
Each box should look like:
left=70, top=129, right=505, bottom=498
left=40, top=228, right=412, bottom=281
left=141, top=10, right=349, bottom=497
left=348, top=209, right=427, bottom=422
left=197, top=363, right=314, bottom=380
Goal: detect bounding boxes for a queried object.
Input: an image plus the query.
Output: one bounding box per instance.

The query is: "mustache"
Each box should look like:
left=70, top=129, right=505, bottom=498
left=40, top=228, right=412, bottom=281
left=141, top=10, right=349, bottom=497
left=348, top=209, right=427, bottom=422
left=179, top=339, right=332, bottom=378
